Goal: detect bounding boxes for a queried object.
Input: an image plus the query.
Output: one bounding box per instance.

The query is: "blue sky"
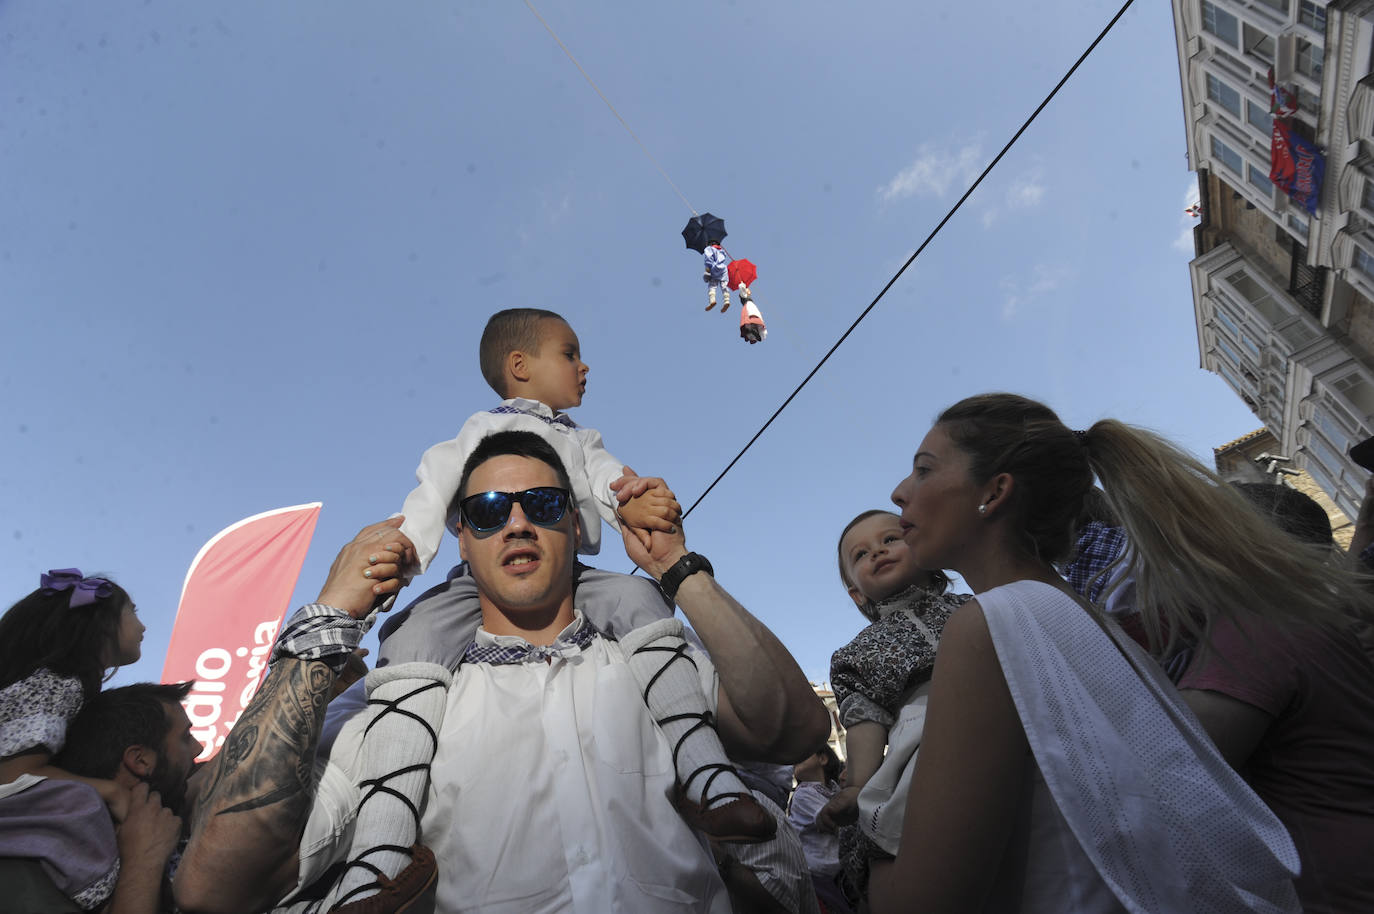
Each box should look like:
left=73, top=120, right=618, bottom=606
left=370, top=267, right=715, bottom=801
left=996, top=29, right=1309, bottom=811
left=3, top=0, right=1250, bottom=691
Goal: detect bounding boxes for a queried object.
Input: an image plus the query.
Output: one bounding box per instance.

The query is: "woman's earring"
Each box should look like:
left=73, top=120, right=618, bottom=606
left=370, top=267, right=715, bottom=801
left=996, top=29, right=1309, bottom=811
left=977, top=503, right=987, bottom=516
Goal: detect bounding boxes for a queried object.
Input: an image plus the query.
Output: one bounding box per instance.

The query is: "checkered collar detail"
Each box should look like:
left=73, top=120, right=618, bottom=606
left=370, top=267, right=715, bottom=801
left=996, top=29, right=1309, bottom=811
left=489, top=399, right=577, bottom=428
left=464, top=614, right=599, bottom=665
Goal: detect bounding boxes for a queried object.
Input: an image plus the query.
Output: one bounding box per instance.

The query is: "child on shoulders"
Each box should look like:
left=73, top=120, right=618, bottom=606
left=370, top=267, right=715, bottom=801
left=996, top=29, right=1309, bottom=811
left=322, top=308, right=774, bottom=911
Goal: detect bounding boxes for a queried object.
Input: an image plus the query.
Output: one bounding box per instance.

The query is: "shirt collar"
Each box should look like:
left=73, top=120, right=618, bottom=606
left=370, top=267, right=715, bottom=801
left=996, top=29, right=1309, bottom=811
left=501, top=397, right=577, bottom=428
left=475, top=609, right=588, bottom=646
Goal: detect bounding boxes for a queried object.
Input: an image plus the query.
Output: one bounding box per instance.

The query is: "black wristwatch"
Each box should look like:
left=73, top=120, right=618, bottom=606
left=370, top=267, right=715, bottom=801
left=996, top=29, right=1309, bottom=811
left=659, top=552, right=714, bottom=603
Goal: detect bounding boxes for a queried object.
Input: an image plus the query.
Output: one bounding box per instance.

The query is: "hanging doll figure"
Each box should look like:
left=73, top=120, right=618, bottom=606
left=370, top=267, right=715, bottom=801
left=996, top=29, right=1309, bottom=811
left=740, top=298, right=767, bottom=344
left=703, top=240, right=731, bottom=312
left=728, top=258, right=765, bottom=342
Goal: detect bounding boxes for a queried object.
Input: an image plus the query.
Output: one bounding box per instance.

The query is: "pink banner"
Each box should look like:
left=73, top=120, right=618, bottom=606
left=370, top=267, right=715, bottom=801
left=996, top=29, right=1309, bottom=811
left=161, top=503, right=321, bottom=761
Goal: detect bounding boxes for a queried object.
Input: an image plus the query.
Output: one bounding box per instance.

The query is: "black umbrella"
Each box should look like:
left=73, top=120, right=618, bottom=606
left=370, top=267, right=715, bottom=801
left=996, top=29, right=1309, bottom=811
left=681, top=213, right=727, bottom=253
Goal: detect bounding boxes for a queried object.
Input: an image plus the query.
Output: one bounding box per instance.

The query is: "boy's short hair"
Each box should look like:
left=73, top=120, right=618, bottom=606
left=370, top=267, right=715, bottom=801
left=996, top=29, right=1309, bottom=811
left=479, top=308, right=568, bottom=398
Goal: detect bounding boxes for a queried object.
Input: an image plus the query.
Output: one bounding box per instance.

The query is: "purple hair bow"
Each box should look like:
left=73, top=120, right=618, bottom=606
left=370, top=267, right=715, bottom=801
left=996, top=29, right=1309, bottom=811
left=41, top=568, right=115, bottom=608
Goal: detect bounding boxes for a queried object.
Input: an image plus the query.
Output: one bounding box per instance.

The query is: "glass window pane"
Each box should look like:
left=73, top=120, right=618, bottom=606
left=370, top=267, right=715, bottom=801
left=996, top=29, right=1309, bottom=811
left=1362, top=180, right=1374, bottom=213
left=1296, top=39, right=1324, bottom=80
left=1215, top=308, right=1242, bottom=339
left=1244, top=25, right=1276, bottom=63
left=1207, top=74, right=1243, bottom=117
left=1211, top=136, right=1244, bottom=175
left=1299, top=1, right=1327, bottom=32
left=1225, top=268, right=1287, bottom=326
left=1315, top=410, right=1351, bottom=453
left=1247, top=100, right=1274, bottom=136
left=1248, top=164, right=1275, bottom=197
left=1203, top=1, right=1240, bottom=47
left=1333, top=371, right=1374, bottom=415
left=1255, top=0, right=1288, bottom=13
left=1217, top=338, right=1242, bottom=365
left=1354, top=246, right=1374, bottom=276
left=1216, top=361, right=1245, bottom=392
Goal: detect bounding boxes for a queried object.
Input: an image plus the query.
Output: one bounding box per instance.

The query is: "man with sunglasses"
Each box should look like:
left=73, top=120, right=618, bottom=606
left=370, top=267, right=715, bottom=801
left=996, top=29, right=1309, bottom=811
left=176, top=431, right=829, bottom=914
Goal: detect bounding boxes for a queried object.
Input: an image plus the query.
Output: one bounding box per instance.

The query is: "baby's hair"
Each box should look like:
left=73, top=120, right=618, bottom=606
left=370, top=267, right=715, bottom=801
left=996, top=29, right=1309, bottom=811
left=0, top=577, right=132, bottom=700
left=478, top=308, right=568, bottom=398
left=816, top=744, right=842, bottom=785
left=837, top=509, right=949, bottom=622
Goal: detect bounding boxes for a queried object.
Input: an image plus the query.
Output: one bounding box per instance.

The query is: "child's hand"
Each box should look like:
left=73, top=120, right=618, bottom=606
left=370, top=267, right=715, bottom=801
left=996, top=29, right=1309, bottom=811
left=611, top=468, right=682, bottom=520
left=614, top=471, right=682, bottom=551
left=816, top=786, right=861, bottom=833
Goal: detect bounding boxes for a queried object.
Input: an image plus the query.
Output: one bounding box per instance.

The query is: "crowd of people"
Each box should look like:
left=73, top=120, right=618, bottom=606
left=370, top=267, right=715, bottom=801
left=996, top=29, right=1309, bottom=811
left=3, top=308, right=1373, bottom=913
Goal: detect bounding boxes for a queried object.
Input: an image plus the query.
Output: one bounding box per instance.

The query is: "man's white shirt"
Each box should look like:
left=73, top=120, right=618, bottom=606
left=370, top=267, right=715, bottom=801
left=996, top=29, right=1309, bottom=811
left=295, top=613, right=730, bottom=914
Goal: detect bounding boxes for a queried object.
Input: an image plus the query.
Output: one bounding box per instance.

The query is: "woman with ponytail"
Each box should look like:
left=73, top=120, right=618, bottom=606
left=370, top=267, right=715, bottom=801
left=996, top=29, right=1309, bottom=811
left=866, top=393, right=1338, bottom=914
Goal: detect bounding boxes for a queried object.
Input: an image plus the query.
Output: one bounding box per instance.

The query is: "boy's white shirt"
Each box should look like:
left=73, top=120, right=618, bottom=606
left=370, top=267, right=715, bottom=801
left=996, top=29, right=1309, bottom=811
left=398, top=397, right=626, bottom=573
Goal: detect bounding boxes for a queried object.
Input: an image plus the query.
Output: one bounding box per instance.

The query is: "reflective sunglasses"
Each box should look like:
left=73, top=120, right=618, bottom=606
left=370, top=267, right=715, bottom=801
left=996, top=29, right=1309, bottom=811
left=458, top=487, right=573, bottom=537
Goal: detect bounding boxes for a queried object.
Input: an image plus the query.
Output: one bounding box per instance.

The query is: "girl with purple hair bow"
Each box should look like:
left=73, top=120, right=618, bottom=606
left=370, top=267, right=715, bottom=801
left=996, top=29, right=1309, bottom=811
left=0, top=568, right=147, bottom=910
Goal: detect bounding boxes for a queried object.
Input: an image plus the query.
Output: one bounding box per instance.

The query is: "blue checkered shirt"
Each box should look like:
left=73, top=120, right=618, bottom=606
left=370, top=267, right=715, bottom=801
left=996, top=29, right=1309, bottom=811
left=1062, top=521, right=1128, bottom=604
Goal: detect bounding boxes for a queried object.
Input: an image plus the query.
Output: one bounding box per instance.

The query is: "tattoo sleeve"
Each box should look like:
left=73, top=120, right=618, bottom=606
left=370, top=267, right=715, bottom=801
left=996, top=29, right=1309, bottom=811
left=190, top=658, right=333, bottom=840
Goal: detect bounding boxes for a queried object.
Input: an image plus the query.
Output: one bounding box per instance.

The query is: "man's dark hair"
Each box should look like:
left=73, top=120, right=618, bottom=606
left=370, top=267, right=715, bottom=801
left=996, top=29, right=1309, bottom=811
left=447, top=431, right=575, bottom=532
left=56, top=681, right=195, bottom=779
left=1232, top=481, right=1334, bottom=548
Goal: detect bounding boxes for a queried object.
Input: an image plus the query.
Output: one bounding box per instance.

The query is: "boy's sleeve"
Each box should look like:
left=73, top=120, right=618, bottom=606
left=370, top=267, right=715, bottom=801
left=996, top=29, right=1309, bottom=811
left=578, top=426, right=629, bottom=531
left=399, top=416, right=491, bottom=574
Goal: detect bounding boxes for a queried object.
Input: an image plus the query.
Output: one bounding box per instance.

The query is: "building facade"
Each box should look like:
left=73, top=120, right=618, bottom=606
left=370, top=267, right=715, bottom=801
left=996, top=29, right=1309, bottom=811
left=1173, top=0, right=1374, bottom=519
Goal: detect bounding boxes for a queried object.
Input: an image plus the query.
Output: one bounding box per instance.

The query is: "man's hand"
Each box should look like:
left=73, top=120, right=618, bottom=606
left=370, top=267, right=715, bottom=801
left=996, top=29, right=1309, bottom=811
left=117, top=782, right=182, bottom=870
left=316, top=518, right=416, bottom=619
left=816, top=785, right=860, bottom=833
left=615, top=477, right=689, bottom=581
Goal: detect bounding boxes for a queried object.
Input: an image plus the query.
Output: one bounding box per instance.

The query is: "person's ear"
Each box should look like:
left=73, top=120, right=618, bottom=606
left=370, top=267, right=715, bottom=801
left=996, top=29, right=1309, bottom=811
left=979, top=472, right=1015, bottom=518
left=122, top=744, right=156, bottom=778
left=846, top=585, right=867, bottom=609
left=508, top=349, right=532, bottom=385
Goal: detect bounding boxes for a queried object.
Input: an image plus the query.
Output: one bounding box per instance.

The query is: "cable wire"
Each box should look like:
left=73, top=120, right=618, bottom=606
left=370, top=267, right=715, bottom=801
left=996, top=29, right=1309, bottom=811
left=677, top=0, right=1138, bottom=522
left=524, top=0, right=700, bottom=215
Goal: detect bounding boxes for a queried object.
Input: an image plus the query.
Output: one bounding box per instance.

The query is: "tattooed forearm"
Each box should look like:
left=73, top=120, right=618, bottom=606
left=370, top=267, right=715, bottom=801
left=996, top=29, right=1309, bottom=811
left=192, top=658, right=334, bottom=831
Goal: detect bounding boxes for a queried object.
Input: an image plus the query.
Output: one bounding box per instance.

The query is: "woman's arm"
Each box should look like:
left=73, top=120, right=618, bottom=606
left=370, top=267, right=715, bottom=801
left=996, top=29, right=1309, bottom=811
left=868, top=601, right=1030, bottom=914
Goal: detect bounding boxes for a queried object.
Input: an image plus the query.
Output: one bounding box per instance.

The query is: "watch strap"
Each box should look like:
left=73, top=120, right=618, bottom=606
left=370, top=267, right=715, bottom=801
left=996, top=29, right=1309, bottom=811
left=659, top=552, right=714, bottom=603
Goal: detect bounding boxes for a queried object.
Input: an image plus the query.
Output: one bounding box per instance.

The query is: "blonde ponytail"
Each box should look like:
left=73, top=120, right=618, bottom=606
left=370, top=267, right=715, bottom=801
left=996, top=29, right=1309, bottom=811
left=1084, top=419, right=1372, bottom=655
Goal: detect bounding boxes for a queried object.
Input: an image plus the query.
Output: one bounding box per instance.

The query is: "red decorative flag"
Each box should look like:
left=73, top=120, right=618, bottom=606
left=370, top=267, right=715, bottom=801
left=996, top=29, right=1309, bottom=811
left=161, top=503, right=321, bottom=761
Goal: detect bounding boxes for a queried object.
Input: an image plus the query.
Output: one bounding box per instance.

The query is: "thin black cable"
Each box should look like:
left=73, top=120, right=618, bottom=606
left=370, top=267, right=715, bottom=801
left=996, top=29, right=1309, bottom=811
left=677, top=0, right=1137, bottom=523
